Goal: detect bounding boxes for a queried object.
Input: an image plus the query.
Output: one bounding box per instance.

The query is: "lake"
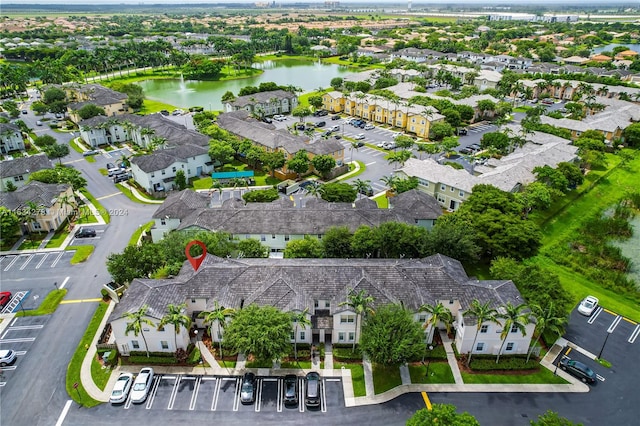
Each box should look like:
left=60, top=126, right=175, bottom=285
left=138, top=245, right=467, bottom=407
left=138, top=59, right=352, bottom=110
left=592, top=43, right=640, bottom=54
left=612, top=215, right=640, bottom=290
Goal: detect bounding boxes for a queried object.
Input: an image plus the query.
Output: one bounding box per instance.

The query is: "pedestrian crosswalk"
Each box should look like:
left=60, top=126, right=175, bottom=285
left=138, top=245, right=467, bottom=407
left=467, top=123, right=496, bottom=133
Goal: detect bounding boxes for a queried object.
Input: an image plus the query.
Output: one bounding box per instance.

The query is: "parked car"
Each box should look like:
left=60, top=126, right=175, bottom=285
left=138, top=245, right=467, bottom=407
left=82, top=150, right=99, bottom=157
left=468, top=143, right=481, bottom=152
left=305, top=372, right=320, bottom=408
left=354, top=133, right=365, bottom=140
left=541, top=98, right=554, bottom=105
left=383, top=141, right=397, bottom=150
left=159, top=110, right=170, bottom=116
left=75, top=227, right=96, bottom=238
left=296, top=124, right=306, bottom=131
left=110, top=372, right=134, bottom=404
left=171, top=109, right=183, bottom=116
left=334, top=134, right=342, bottom=140
left=331, top=115, right=340, bottom=120
left=0, top=291, right=12, bottom=308
left=358, top=186, right=374, bottom=197
left=457, top=128, right=468, bottom=136
left=262, top=117, right=273, bottom=124
left=0, top=349, right=17, bottom=367
left=36, top=120, right=42, bottom=126
left=354, top=141, right=364, bottom=147
left=113, top=172, right=130, bottom=183
left=459, top=147, right=473, bottom=155
left=317, top=110, right=328, bottom=116
left=240, top=372, right=257, bottom=404
left=577, top=296, right=599, bottom=316
left=130, top=367, right=155, bottom=403
left=315, top=121, right=326, bottom=128
left=321, top=130, right=332, bottom=137
left=55, top=113, right=63, bottom=119
left=273, top=114, right=285, bottom=121
left=21, top=110, right=27, bottom=115
left=106, top=163, right=120, bottom=177
left=283, top=374, right=299, bottom=406
left=364, top=123, right=374, bottom=130
left=331, top=125, right=340, bottom=132
left=559, top=358, right=596, bottom=383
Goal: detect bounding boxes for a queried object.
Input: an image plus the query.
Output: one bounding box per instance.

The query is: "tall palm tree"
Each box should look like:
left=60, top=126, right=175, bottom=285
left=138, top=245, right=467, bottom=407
left=158, top=303, right=192, bottom=351
left=352, top=178, right=372, bottom=199
left=419, top=302, right=453, bottom=343
left=380, top=174, right=399, bottom=193
left=338, top=289, right=375, bottom=351
left=526, top=303, right=567, bottom=363
left=496, top=302, right=531, bottom=363
left=290, top=308, right=312, bottom=360
left=124, top=305, right=156, bottom=357
left=199, top=301, right=236, bottom=360
left=349, top=140, right=361, bottom=162
left=463, top=300, right=500, bottom=367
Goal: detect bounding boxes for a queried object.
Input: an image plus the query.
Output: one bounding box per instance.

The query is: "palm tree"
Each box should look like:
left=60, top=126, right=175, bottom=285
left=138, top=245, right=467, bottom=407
left=199, top=301, right=236, bottom=361
left=158, top=303, right=192, bottom=351
left=349, top=140, right=361, bottom=162
left=463, top=300, right=500, bottom=367
left=338, top=289, right=375, bottom=352
left=380, top=174, right=399, bottom=193
left=419, top=302, right=453, bottom=343
left=352, top=178, right=372, bottom=199
left=124, top=305, right=156, bottom=357
left=495, top=302, right=531, bottom=363
left=526, top=303, right=567, bottom=363
left=56, top=193, right=78, bottom=227
left=290, top=308, right=312, bottom=360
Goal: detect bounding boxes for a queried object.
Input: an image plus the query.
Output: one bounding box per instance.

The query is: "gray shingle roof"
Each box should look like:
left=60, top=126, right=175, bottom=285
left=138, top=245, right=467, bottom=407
left=0, top=153, right=52, bottom=179
left=0, top=181, right=70, bottom=210
left=229, top=89, right=297, bottom=108
left=108, top=254, right=524, bottom=323
left=130, top=144, right=208, bottom=173
left=152, top=189, right=211, bottom=220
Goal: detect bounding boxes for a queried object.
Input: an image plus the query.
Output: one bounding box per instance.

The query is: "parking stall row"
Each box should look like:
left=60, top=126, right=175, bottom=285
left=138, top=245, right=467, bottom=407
left=115, top=373, right=339, bottom=415
left=0, top=316, right=47, bottom=387
left=0, top=251, right=74, bottom=272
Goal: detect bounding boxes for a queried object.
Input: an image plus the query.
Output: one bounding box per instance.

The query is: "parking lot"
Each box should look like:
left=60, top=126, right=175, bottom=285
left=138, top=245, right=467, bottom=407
left=115, top=373, right=341, bottom=415
left=0, top=316, right=48, bottom=386
left=0, top=251, right=76, bottom=273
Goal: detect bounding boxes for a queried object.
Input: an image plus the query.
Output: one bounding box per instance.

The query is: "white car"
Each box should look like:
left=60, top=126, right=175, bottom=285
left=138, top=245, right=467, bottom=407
left=0, top=349, right=17, bottom=367
left=273, top=114, right=285, bottom=121
left=577, top=296, right=599, bottom=316
left=354, top=133, right=365, bottom=140
left=364, top=124, right=374, bottom=130
left=110, top=372, right=134, bottom=404
left=130, top=367, right=155, bottom=403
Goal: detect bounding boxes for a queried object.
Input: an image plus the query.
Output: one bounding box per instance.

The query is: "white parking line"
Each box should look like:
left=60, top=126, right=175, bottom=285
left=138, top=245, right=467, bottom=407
left=189, top=376, right=201, bottom=410
left=59, top=276, right=70, bottom=289
left=596, top=374, right=606, bottom=382
left=232, top=377, right=242, bottom=412
left=325, top=378, right=341, bottom=381
left=629, top=324, right=640, bottom=344
left=145, top=376, right=162, bottom=409
left=365, top=161, right=376, bottom=166
left=35, top=253, right=50, bottom=269
left=167, top=375, right=181, bottom=410
left=299, top=378, right=305, bottom=413
left=50, top=252, right=65, bottom=268
left=0, top=338, right=35, bottom=343
left=587, top=306, right=603, bottom=324
left=19, top=254, right=34, bottom=270
left=254, top=378, right=263, bottom=412
left=8, top=325, right=43, bottom=330
left=54, top=400, right=73, bottom=426
left=607, top=315, right=623, bottom=333
left=0, top=382, right=5, bottom=387
left=321, top=379, right=327, bottom=413
left=3, top=255, right=20, bottom=271
left=1, top=366, right=17, bottom=371
left=276, top=377, right=283, bottom=413
left=211, top=377, right=222, bottom=411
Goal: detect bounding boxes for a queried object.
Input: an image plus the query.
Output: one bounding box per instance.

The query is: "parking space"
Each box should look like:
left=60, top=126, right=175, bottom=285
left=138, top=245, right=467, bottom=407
left=0, top=316, right=48, bottom=386
left=555, top=346, right=606, bottom=385
left=111, top=374, right=343, bottom=416
left=0, top=251, right=74, bottom=272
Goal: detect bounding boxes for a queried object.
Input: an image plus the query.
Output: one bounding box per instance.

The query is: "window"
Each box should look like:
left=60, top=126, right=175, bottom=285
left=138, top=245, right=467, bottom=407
left=272, top=234, right=276, bottom=239
left=285, top=235, right=290, bottom=241
left=260, top=235, right=266, bottom=242
left=14, top=175, right=24, bottom=182
left=325, top=301, right=330, bottom=308
left=132, top=340, right=140, bottom=349
left=441, top=184, right=446, bottom=191
left=161, top=341, right=169, bottom=350
left=290, top=331, right=295, bottom=340
left=317, top=234, right=322, bottom=239
left=338, top=332, right=345, bottom=341
left=418, top=315, right=427, bottom=323
left=162, top=170, right=166, bottom=175
left=480, top=325, right=488, bottom=333
left=151, top=173, right=155, bottom=178
left=300, top=331, right=305, bottom=341
left=459, top=191, right=464, bottom=197
left=160, top=218, right=166, bottom=226
left=314, top=300, right=319, bottom=308
left=340, top=315, right=355, bottom=323
left=475, top=342, right=484, bottom=352
left=348, top=332, right=355, bottom=341
left=511, top=324, right=519, bottom=333
left=158, top=326, right=165, bottom=332
left=506, top=342, right=514, bottom=351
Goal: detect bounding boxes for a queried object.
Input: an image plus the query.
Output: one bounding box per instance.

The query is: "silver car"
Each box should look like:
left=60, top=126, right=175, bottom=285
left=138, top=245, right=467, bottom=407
left=109, top=372, right=133, bottom=404
left=130, top=367, right=154, bottom=403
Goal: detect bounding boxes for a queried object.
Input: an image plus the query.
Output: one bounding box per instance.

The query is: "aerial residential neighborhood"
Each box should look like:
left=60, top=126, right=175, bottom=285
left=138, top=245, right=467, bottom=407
left=1, top=1, right=640, bottom=425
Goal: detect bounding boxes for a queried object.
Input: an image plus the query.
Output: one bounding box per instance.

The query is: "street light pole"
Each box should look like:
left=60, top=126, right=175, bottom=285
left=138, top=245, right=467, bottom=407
left=425, top=345, right=434, bottom=379
left=598, top=330, right=612, bottom=359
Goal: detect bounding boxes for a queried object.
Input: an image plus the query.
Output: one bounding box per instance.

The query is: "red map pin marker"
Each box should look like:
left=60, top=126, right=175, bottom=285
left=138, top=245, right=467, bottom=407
left=185, top=240, right=207, bottom=272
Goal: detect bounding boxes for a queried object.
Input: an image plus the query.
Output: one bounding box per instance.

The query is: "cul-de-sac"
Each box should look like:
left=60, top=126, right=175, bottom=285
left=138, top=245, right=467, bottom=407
left=1, top=1, right=639, bottom=425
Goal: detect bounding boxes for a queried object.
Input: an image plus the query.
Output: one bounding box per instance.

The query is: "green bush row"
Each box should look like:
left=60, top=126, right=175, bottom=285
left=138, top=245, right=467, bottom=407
left=128, top=351, right=176, bottom=358
left=470, top=355, right=539, bottom=371
left=128, top=356, right=178, bottom=365
left=333, top=345, right=362, bottom=361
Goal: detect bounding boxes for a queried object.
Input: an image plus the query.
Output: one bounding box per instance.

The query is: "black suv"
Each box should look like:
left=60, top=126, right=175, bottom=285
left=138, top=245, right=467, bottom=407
left=240, top=372, right=256, bottom=404
left=559, top=358, right=596, bottom=383
left=75, top=227, right=96, bottom=238
left=458, top=128, right=468, bottom=136
left=305, top=372, right=320, bottom=408
left=283, top=374, right=298, bottom=406
left=315, top=121, right=326, bottom=128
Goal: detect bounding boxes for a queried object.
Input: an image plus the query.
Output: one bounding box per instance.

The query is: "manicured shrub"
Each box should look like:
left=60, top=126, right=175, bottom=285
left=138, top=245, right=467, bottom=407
left=469, top=355, right=539, bottom=371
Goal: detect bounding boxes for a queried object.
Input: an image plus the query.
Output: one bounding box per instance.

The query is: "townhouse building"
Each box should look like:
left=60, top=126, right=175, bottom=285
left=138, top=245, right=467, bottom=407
left=57, top=83, right=130, bottom=124
left=0, top=123, right=26, bottom=155
left=106, top=253, right=534, bottom=356
left=223, top=89, right=298, bottom=116
left=0, top=154, right=52, bottom=191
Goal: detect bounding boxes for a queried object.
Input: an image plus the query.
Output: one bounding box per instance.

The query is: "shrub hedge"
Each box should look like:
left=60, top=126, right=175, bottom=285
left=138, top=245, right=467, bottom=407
left=333, top=344, right=362, bottom=361
left=470, top=355, right=539, bottom=371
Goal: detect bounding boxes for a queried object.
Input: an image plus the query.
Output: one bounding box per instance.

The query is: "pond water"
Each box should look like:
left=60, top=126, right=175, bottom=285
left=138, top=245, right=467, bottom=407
left=612, top=215, right=640, bottom=289
left=592, top=43, right=640, bottom=54
left=138, top=59, right=352, bottom=110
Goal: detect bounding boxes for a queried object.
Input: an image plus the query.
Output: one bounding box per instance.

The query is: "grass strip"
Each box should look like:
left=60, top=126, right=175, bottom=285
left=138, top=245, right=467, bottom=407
left=80, top=189, right=110, bottom=223
left=16, top=289, right=67, bottom=317
left=67, top=245, right=94, bottom=264
left=408, top=363, right=456, bottom=384
left=115, top=183, right=158, bottom=204
left=91, top=356, right=113, bottom=391
left=461, top=367, right=568, bottom=384
left=66, top=301, right=109, bottom=407
left=372, top=363, right=403, bottom=394
left=129, top=221, right=154, bottom=246
left=334, top=362, right=366, bottom=397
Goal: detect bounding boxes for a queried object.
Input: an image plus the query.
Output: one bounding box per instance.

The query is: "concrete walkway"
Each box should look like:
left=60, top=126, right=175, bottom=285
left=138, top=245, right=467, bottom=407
left=118, top=182, right=164, bottom=204
left=362, top=355, right=375, bottom=397
left=439, top=330, right=464, bottom=385
left=400, top=363, right=411, bottom=385
left=323, top=342, right=333, bottom=370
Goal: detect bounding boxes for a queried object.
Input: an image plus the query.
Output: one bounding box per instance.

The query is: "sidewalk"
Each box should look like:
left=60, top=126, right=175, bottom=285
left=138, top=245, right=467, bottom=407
left=118, top=182, right=164, bottom=204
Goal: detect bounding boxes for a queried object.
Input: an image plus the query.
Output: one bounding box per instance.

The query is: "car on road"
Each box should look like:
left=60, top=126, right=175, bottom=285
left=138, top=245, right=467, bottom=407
left=315, top=121, right=326, bottom=128
left=240, top=372, right=257, bottom=404
left=21, top=110, right=27, bottom=115
left=36, top=120, right=42, bottom=126
left=262, top=117, right=273, bottom=124
left=0, top=349, right=17, bottom=367
left=577, top=296, right=599, bottom=316
left=82, top=150, right=99, bottom=156
left=354, top=133, right=365, bottom=140
left=457, top=128, right=468, bottom=136
left=353, top=141, right=364, bottom=147
left=331, top=125, right=340, bottom=132
left=283, top=374, right=299, bottom=406
left=130, top=367, right=154, bottom=403
left=331, top=115, right=340, bottom=120
left=364, top=123, right=374, bottom=130
left=296, top=124, right=306, bottom=131
left=305, top=372, right=320, bottom=408
left=334, top=134, right=342, bottom=139
left=110, top=372, right=134, bottom=404
left=559, top=358, right=596, bottom=383
left=273, top=114, right=286, bottom=121
left=0, top=291, right=12, bottom=308
left=75, top=227, right=96, bottom=238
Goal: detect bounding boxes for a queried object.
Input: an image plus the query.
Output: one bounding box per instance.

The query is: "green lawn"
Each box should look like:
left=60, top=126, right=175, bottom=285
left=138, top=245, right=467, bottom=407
left=372, top=363, right=403, bottom=394
left=141, top=99, right=179, bottom=114
left=77, top=205, right=99, bottom=224
left=373, top=193, right=389, bottom=208
left=17, top=232, right=47, bottom=250
left=408, top=362, right=456, bottom=384
left=461, top=367, right=568, bottom=385
left=129, top=221, right=154, bottom=246
left=45, top=225, right=70, bottom=248
left=280, top=360, right=312, bottom=369
left=91, top=356, right=114, bottom=391
left=80, top=189, right=110, bottom=223
left=16, top=289, right=67, bottom=317
left=218, top=360, right=237, bottom=369
left=115, top=183, right=159, bottom=204
left=334, top=362, right=366, bottom=397
left=67, top=245, right=94, bottom=264
left=245, top=360, right=274, bottom=368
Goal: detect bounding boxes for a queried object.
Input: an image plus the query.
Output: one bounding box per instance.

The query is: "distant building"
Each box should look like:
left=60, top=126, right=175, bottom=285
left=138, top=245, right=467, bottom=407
left=223, top=89, right=298, bottom=117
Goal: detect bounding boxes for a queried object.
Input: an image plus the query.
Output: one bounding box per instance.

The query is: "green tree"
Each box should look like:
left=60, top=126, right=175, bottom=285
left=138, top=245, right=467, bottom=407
left=442, top=108, right=461, bottom=129
left=419, top=302, right=453, bottom=342
left=287, top=150, right=310, bottom=178
left=308, top=95, right=324, bottom=110
left=124, top=305, right=156, bottom=357
left=291, top=308, right=312, bottom=360
left=440, top=136, right=460, bottom=156
left=43, top=87, right=68, bottom=114
left=351, top=178, right=372, bottom=200
left=556, top=162, right=584, bottom=188
left=242, top=188, right=279, bottom=203
left=496, top=302, right=531, bottom=363
left=310, top=154, right=336, bottom=178
left=198, top=301, right=236, bottom=361
left=516, top=182, right=554, bottom=218
left=395, top=135, right=415, bottom=150
left=106, top=242, right=164, bottom=284
left=322, top=226, right=353, bottom=258
left=261, top=150, right=286, bottom=177
left=221, top=90, right=236, bottom=103
left=339, top=289, right=375, bottom=351
left=623, top=122, right=640, bottom=147
left=359, top=304, right=425, bottom=365
left=77, top=104, right=105, bottom=120
left=533, top=165, right=569, bottom=192
left=429, top=122, right=454, bottom=141
left=481, top=131, right=510, bottom=153
left=424, top=218, right=480, bottom=262
left=43, top=143, right=70, bottom=164
left=236, top=238, right=269, bottom=258
left=463, top=300, right=500, bottom=367
left=387, top=150, right=413, bottom=167
left=208, top=140, right=235, bottom=170
left=319, top=182, right=357, bottom=202
left=0, top=207, right=21, bottom=240
left=223, top=304, right=292, bottom=362
left=330, top=77, right=343, bottom=90
left=292, top=105, right=312, bottom=123
left=284, top=235, right=324, bottom=258
left=33, top=134, right=57, bottom=147
left=29, top=164, right=87, bottom=190
left=174, top=170, right=187, bottom=191
left=527, top=303, right=567, bottom=363
left=530, top=410, right=581, bottom=426
left=406, top=404, right=480, bottom=426
left=158, top=303, right=191, bottom=351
